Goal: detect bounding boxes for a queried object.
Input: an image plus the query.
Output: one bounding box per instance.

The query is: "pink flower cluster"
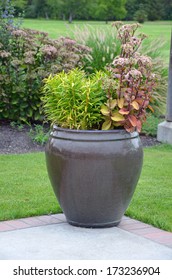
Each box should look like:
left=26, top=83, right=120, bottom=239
left=41, top=45, right=58, bottom=58
left=0, top=50, right=11, bottom=58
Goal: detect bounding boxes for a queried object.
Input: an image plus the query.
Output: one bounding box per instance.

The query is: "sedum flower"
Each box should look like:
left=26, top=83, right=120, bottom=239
left=24, top=51, right=36, bottom=64
left=122, top=43, right=134, bottom=55
left=129, top=36, right=141, bottom=47
left=137, top=55, right=152, bottom=67
left=11, top=30, right=27, bottom=37
left=0, top=51, right=11, bottom=58
left=125, top=69, right=143, bottom=80
left=11, top=59, right=22, bottom=67
left=41, top=45, right=58, bottom=59
left=112, top=57, right=130, bottom=67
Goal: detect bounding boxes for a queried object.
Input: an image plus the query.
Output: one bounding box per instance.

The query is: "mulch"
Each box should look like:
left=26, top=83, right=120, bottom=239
left=0, top=122, right=160, bottom=154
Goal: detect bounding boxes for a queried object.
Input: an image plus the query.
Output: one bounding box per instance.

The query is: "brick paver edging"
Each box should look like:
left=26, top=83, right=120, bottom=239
left=0, top=214, right=172, bottom=248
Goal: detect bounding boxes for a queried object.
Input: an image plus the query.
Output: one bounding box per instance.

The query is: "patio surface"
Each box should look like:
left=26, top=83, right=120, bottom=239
left=0, top=214, right=172, bottom=260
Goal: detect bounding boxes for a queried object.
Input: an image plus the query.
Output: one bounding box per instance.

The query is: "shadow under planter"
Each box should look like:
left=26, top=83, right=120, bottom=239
left=45, top=126, right=143, bottom=228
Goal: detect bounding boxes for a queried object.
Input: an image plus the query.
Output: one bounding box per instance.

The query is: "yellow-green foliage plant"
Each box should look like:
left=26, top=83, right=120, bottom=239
left=42, top=69, right=107, bottom=130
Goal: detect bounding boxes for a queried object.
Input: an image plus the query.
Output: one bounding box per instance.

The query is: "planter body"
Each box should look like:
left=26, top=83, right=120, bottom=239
left=45, top=126, right=143, bottom=228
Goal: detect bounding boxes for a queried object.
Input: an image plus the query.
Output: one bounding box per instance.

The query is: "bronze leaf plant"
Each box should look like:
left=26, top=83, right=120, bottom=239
left=101, top=22, right=157, bottom=132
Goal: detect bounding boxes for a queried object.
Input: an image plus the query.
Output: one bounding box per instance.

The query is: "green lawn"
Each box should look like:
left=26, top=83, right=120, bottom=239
left=0, top=153, right=61, bottom=220
left=22, top=19, right=172, bottom=62
left=0, top=145, right=172, bottom=232
left=126, top=145, right=172, bottom=232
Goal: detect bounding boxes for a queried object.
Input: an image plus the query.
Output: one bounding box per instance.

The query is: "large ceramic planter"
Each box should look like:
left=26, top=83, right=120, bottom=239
left=45, top=126, right=143, bottom=228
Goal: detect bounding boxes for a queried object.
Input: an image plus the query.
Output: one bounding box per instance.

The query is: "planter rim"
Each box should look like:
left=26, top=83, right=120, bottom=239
left=50, top=125, right=139, bottom=142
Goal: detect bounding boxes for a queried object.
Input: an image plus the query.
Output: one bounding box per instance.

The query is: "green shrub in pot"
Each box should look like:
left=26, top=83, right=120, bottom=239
left=42, top=69, right=107, bottom=130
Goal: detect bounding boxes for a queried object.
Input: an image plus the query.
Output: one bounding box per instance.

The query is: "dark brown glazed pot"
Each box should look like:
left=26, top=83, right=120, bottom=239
left=45, top=126, right=143, bottom=228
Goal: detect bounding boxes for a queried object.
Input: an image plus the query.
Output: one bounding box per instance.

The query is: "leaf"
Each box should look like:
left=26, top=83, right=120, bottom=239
left=125, top=126, right=135, bottom=133
left=100, top=105, right=110, bottom=116
left=148, top=105, right=154, bottom=113
left=135, top=98, right=143, bottom=105
left=27, top=108, right=33, bottom=117
left=118, top=98, right=124, bottom=108
left=128, top=115, right=137, bottom=127
left=111, top=112, right=125, bottom=121
left=119, top=108, right=130, bottom=115
left=113, top=122, right=122, bottom=127
left=124, top=120, right=135, bottom=133
left=107, top=99, right=117, bottom=109
left=3, top=111, right=9, bottom=118
left=131, top=100, right=139, bottom=110
left=102, top=119, right=112, bottom=130
left=110, top=99, right=117, bottom=109
left=143, top=100, right=149, bottom=108
left=136, top=120, right=142, bottom=133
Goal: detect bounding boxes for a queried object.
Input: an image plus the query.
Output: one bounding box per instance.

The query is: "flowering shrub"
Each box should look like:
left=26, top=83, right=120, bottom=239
left=101, top=22, right=157, bottom=132
left=0, top=23, right=91, bottom=121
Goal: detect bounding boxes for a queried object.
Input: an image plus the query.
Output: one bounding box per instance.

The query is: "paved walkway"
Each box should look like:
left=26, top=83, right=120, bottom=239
left=0, top=214, right=172, bottom=260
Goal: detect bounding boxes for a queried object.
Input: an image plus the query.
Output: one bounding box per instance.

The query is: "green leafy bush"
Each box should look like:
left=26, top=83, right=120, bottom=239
left=0, top=4, right=91, bottom=122
left=29, top=124, right=50, bottom=145
left=42, top=68, right=107, bottom=130
left=0, top=29, right=91, bottom=122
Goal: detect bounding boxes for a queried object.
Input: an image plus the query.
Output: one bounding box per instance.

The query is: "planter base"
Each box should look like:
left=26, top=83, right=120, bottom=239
left=67, top=219, right=121, bottom=228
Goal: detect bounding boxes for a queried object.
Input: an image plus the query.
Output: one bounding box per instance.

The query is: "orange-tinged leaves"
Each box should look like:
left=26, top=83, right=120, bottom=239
left=135, top=98, right=143, bottom=105
left=102, top=119, right=112, bottom=130
left=111, top=112, right=125, bottom=121
left=100, top=105, right=110, bottom=116
left=119, top=108, right=130, bottom=115
left=125, top=126, right=135, bottom=133
left=117, top=98, right=124, bottom=108
left=131, top=100, right=139, bottom=110
left=136, top=120, right=142, bottom=133
left=128, top=115, right=137, bottom=127
left=124, top=121, right=135, bottom=133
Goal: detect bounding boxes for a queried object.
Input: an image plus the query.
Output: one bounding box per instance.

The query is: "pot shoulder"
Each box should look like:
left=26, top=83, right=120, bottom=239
left=46, top=126, right=143, bottom=159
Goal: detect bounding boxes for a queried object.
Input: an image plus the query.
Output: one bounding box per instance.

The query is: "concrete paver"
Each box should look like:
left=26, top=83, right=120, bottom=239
left=0, top=222, right=172, bottom=260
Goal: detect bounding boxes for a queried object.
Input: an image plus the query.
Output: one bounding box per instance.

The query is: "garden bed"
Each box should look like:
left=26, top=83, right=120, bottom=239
left=0, top=122, right=160, bottom=154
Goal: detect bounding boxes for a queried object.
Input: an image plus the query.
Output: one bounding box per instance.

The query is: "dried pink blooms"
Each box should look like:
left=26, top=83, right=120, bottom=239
left=11, top=30, right=27, bottom=37
left=0, top=51, right=11, bottom=58
left=125, top=69, right=143, bottom=80
left=41, top=45, right=58, bottom=58
left=24, top=51, right=36, bottom=64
